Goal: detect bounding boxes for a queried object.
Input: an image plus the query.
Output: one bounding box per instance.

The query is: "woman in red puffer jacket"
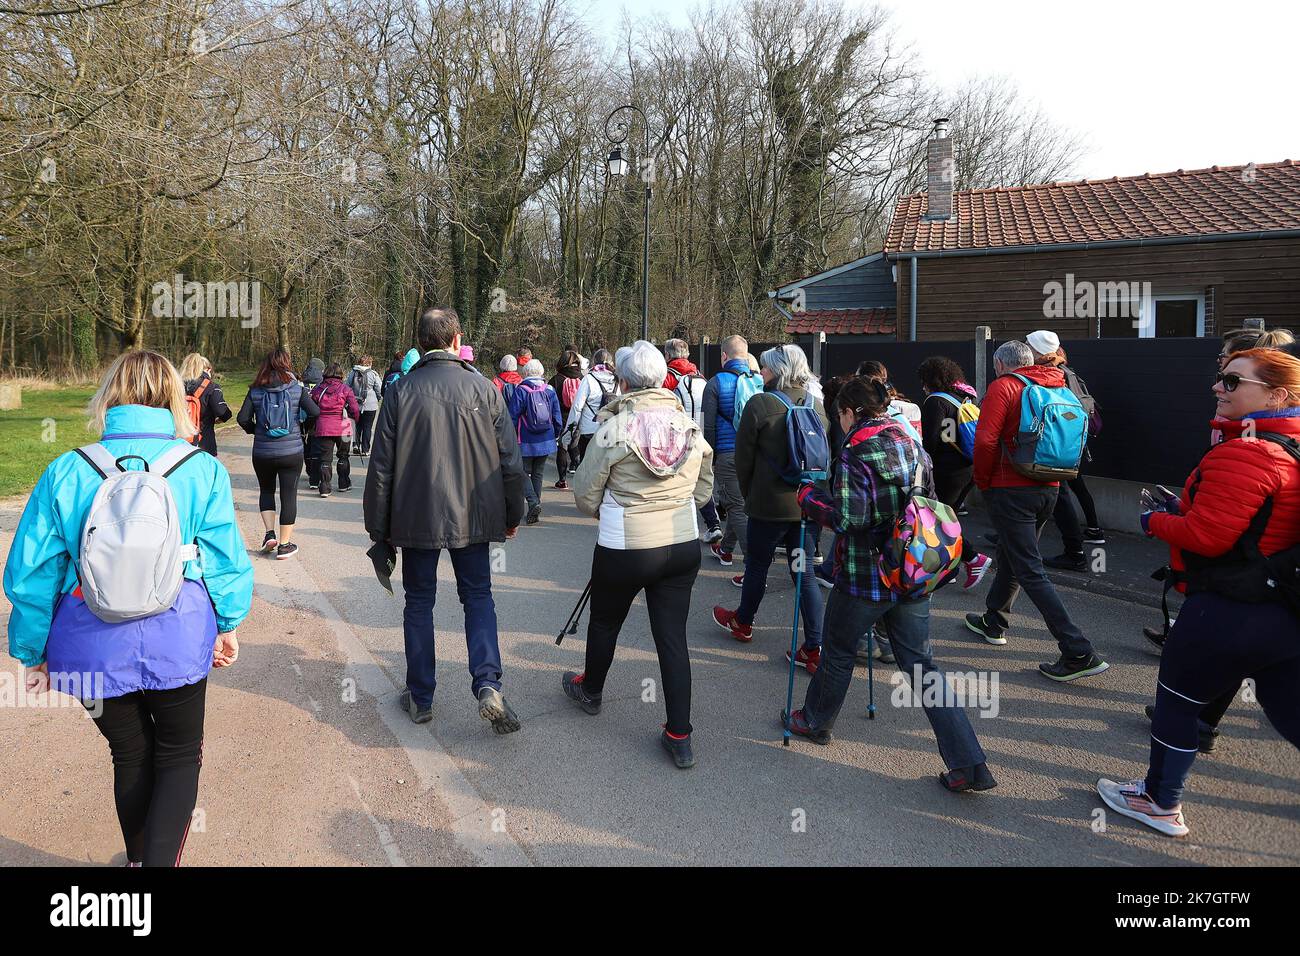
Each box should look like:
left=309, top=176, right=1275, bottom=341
left=1097, top=347, right=1300, bottom=840
left=311, top=363, right=360, bottom=497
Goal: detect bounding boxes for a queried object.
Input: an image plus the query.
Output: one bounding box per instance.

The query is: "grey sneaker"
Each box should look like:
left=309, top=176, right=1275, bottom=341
left=398, top=688, right=432, bottom=724
left=477, top=686, right=521, bottom=735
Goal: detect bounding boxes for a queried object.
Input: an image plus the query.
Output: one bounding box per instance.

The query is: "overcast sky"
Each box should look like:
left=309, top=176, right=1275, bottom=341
left=595, top=0, right=1297, bottom=181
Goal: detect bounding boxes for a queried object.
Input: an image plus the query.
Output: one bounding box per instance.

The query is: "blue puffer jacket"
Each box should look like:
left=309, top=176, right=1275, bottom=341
left=3, top=406, right=255, bottom=691
left=709, top=359, right=753, bottom=454
left=508, top=377, right=563, bottom=457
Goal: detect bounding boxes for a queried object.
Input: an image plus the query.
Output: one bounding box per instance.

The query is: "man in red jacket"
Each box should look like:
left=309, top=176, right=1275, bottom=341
left=965, top=339, right=1109, bottom=682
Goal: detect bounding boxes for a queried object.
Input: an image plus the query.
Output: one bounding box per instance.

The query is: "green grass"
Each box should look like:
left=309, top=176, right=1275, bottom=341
left=0, top=369, right=256, bottom=500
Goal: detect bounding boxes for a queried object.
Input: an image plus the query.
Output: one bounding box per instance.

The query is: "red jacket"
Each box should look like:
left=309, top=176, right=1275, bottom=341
left=1150, top=414, right=1300, bottom=591
left=493, top=371, right=522, bottom=392
left=663, top=357, right=700, bottom=391
left=973, top=364, right=1067, bottom=490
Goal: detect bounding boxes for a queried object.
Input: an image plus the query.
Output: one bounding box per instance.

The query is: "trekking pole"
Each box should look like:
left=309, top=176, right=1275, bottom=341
left=555, top=580, right=592, bottom=645
left=783, top=514, right=807, bottom=747
left=866, top=625, right=876, bottom=720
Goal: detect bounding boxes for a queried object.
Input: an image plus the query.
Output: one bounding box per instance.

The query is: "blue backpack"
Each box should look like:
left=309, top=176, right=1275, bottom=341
left=520, top=382, right=552, bottom=434
left=766, top=391, right=830, bottom=485
left=1004, top=373, right=1087, bottom=480
left=931, top=392, right=980, bottom=462
left=259, top=387, right=294, bottom=438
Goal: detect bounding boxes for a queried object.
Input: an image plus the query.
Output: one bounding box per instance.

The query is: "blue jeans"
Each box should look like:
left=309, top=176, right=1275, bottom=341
left=522, top=456, right=546, bottom=509
left=737, top=518, right=822, bottom=650
left=802, top=587, right=986, bottom=771
left=401, top=544, right=503, bottom=707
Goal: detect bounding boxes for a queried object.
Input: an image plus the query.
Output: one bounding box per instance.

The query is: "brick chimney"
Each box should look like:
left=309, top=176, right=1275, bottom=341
left=924, top=117, right=954, bottom=221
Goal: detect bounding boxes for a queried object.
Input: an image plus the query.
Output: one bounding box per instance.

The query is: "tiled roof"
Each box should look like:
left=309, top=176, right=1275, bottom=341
left=785, top=308, right=896, bottom=336
left=885, top=159, right=1300, bottom=255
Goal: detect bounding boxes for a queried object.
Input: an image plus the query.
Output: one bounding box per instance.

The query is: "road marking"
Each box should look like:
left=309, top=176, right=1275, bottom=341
left=347, top=774, right=407, bottom=867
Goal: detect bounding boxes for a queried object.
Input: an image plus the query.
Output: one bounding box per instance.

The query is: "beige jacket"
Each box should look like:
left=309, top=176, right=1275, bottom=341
left=572, top=388, right=715, bottom=550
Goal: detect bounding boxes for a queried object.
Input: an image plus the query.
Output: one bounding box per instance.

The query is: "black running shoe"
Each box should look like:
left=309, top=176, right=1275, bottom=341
left=562, top=671, right=602, bottom=715
left=1045, top=552, right=1087, bottom=572
left=964, top=612, right=1006, bottom=646
left=276, top=542, right=298, bottom=560
left=525, top=504, right=541, bottom=525
left=1144, top=704, right=1219, bottom=753
left=939, top=762, right=998, bottom=792
left=660, top=728, right=695, bottom=769
left=1039, top=652, right=1109, bottom=682
left=1143, top=626, right=1167, bottom=649
left=262, top=530, right=278, bottom=553
left=477, top=686, right=521, bottom=735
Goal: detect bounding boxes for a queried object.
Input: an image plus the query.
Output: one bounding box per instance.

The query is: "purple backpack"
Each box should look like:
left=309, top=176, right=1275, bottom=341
left=520, top=383, right=552, bottom=433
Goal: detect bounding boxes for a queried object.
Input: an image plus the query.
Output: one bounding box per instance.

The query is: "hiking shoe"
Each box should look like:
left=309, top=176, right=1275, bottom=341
left=477, top=687, right=521, bottom=735
left=660, top=728, right=695, bottom=769
left=939, top=762, right=998, bottom=793
left=1039, top=652, right=1109, bottom=682
left=964, top=612, right=1006, bottom=646
left=1096, top=778, right=1188, bottom=837
left=398, top=688, right=432, bottom=725
left=1084, top=527, right=1106, bottom=545
left=962, top=553, right=992, bottom=590
left=782, top=708, right=831, bottom=745
left=874, top=636, right=895, bottom=664
left=712, top=606, right=752, bottom=642
left=562, top=671, right=601, bottom=715
left=1045, top=552, right=1087, bottom=572
left=785, top=645, right=821, bottom=675
left=703, top=526, right=723, bottom=543
left=1144, top=704, right=1219, bottom=753
left=319, top=488, right=332, bottom=498
left=261, top=530, right=278, bottom=553
left=553, top=479, right=569, bottom=490
left=710, top=543, right=734, bottom=566
left=731, top=573, right=745, bottom=588
left=525, top=505, right=541, bottom=525
left=1143, top=625, right=1168, bottom=649
left=276, top=542, right=298, bottom=560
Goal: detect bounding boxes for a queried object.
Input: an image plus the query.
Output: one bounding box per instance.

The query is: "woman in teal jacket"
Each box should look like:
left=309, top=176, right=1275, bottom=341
left=3, top=349, right=254, bottom=866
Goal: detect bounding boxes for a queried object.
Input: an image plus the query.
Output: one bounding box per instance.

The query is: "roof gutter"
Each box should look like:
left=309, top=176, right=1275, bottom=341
left=886, top=228, right=1300, bottom=261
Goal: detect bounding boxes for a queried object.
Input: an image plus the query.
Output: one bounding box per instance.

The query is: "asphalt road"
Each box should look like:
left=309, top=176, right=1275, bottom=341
left=1, top=428, right=1296, bottom=866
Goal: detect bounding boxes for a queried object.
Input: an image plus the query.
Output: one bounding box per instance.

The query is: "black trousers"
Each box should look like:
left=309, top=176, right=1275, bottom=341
left=252, top=452, right=303, bottom=525
left=88, top=679, right=207, bottom=866
left=934, top=467, right=976, bottom=563
left=583, top=542, right=701, bottom=736
left=357, top=410, right=377, bottom=454
left=318, top=436, right=352, bottom=492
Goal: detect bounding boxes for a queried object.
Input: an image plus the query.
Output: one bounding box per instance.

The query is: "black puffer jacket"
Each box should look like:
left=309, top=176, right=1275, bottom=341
left=363, top=351, right=527, bottom=548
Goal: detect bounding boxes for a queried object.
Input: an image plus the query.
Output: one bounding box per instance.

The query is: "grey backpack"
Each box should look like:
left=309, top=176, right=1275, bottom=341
left=74, top=442, right=203, bottom=624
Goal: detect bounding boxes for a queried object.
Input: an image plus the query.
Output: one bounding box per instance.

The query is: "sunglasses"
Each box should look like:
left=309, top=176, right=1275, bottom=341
left=1215, top=371, right=1271, bottom=392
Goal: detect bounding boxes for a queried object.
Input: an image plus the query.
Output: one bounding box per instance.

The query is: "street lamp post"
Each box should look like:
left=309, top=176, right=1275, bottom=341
left=605, top=104, right=652, bottom=342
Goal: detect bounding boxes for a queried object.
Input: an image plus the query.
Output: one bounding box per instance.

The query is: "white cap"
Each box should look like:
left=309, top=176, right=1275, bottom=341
left=1026, top=330, right=1061, bottom=356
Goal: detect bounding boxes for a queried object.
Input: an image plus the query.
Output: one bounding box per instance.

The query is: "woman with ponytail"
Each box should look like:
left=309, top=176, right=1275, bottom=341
left=786, top=376, right=996, bottom=793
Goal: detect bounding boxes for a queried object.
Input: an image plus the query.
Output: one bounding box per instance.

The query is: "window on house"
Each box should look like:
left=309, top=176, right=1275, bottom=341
left=1098, top=293, right=1205, bottom=338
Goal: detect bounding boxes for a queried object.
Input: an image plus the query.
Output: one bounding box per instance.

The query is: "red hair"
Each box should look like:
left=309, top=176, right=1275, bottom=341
left=253, top=348, right=294, bottom=387
left=1230, top=348, right=1300, bottom=406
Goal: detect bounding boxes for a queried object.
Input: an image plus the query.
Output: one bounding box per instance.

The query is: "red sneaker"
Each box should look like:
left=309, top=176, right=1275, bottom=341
left=731, top=574, right=745, bottom=588
left=786, top=645, right=821, bottom=675
left=712, top=606, right=752, bottom=642
left=710, top=543, right=734, bottom=566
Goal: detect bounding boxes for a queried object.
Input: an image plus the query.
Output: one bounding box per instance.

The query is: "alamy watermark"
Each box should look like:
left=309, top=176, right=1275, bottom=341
left=1043, top=273, right=1153, bottom=333
left=151, top=274, right=260, bottom=328
left=890, top=665, right=1000, bottom=718
left=1, top=670, right=105, bottom=718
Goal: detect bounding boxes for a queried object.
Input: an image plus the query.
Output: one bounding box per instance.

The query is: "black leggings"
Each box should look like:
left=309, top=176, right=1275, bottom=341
left=88, top=679, right=207, bottom=866
left=584, top=542, right=701, bottom=736
left=253, top=452, right=303, bottom=525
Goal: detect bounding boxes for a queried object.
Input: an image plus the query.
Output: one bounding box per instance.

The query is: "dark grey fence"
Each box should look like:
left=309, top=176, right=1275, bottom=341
left=695, top=336, right=1219, bottom=485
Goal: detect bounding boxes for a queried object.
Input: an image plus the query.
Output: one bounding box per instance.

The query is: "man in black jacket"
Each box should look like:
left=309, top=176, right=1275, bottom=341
left=364, top=306, right=527, bottom=733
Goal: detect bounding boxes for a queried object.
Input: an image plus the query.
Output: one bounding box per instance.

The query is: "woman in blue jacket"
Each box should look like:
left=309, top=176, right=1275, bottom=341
left=3, top=349, right=254, bottom=866
left=508, top=359, right=563, bottom=524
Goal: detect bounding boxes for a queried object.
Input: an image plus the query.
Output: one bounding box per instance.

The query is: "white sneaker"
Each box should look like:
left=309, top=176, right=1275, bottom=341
left=1096, top=778, right=1189, bottom=837
left=703, top=527, right=723, bottom=544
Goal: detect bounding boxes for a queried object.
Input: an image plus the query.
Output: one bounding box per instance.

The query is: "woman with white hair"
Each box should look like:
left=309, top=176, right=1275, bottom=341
left=507, top=358, right=563, bottom=524
left=565, top=341, right=715, bottom=769
left=713, top=344, right=828, bottom=674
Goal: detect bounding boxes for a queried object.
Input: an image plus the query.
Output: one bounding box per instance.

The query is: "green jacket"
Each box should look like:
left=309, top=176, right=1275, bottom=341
left=735, top=384, right=828, bottom=522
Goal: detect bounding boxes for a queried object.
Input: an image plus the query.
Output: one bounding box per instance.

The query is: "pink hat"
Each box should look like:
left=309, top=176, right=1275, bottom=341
left=459, top=345, right=475, bottom=362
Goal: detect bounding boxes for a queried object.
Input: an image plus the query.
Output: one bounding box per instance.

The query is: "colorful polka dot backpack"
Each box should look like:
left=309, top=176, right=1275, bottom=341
left=877, top=461, right=964, bottom=599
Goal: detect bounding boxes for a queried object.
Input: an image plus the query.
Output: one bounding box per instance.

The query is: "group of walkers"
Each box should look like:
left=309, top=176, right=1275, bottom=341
left=5, top=307, right=1300, bottom=867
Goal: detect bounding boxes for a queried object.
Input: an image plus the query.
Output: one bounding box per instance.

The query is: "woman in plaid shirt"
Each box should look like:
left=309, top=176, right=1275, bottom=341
left=785, top=377, right=997, bottom=793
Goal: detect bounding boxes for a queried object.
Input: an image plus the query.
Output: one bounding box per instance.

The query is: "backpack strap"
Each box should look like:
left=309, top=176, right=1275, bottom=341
left=152, top=442, right=204, bottom=477
left=75, top=443, right=119, bottom=478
